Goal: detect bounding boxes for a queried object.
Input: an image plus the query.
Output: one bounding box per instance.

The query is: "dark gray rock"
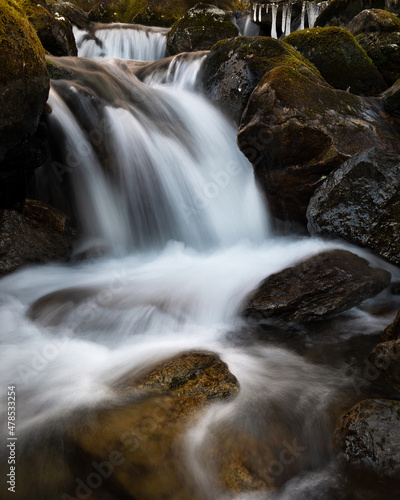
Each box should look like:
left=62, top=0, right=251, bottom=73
left=382, top=310, right=400, bottom=341
left=315, top=0, right=386, bottom=28
left=382, top=78, right=400, bottom=114
left=307, top=148, right=400, bottom=266
left=345, top=8, right=400, bottom=36
left=243, top=249, right=391, bottom=323
left=336, top=399, right=400, bottom=479
left=369, top=339, right=400, bottom=390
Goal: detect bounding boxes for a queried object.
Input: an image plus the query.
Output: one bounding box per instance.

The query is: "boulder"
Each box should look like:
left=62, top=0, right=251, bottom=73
left=62, top=351, right=251, bottom=500
left=284, top=27, right=387, bottom=96
left=315, top=0, right=386, bottom=28
left=0, top=0, right=49, bottom=152
left=167, top=4, right=239, bottom=55
left=382, top=310, right=400, bottom=341
left=242, top=249, right=391, bottom=323
left=237, top=66, right=400, bottom=225
left=26, top=0, right=77, bottom=56
left=355, top=31, right=400, bottom=87
left=307, top=148, right=400, bottom=266
left=336, top=399, right=400, bottom=479
left=345, top=8, right=400, bottom=36
left=52, top=1, right=91, bottom=30
left=203, top=36, right=323, bottom=123
left=369, top=339, right=400, bottom=390
left=0, top=200, right=73, bottom=275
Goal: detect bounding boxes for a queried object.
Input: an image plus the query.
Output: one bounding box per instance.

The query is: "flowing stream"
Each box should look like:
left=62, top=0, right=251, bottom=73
left=1, top=21, right=399, bottom=500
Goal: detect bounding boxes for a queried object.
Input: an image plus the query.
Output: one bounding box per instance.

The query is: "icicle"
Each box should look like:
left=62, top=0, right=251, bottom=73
left=285, top=2, right=292, bottom=36
left=281, top=5, right=288, bottom=35
left=258, top=3, right=262, bottom=22
left=300, top=2, right=306, bottom=30
left=253, top=3, right=257, bottom=22
left=266, top=4, right=269, bottom=14
left=307, top=1, right=321, bottom=28
left=271, top=3, right=278, bottom=39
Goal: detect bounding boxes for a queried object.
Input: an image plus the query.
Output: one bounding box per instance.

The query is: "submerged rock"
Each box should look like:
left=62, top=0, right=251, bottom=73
left=0, top=200, right=72, bottom=275
left=336, top=399, right=400, bottom=479
left=243, top=249, right=391, bottom=323
left=284, top=26, right=386, bottom=96
left=237, top=65, right=400, bottom=225
left=203, top=36, right=323, bottom=123
left=63, top=351, right=248, bottom=499
left=167, top=4, right=238, bottom=55
left=307, top=148, right=400, bottom=266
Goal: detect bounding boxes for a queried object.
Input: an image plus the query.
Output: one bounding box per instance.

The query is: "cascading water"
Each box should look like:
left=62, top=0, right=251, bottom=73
left=73, top=23, right=169, bottom=61
left=0, top=19, right=398, bottom=500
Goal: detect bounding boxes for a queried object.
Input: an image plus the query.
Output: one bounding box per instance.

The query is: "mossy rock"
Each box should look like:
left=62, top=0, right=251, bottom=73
left=0, top=0, right=49, bottom=151
left=46, top=56, right=77, bottom=80
left=167, top=3, right=239, bottom=55
left=356, top=31, right=400, bottom=86
left=315, top=0, right=386, bottom=28
left=284, top=26, right=387, bottom=96
left=345, top=8, right=400, bottom=35
left=52, top=1, right=91, bottom=30
left=203, top=35, right=324, bottom=123
left=237, top=65, right=400, bottom=226
left=23, top=0, right=77, bottom=56
left=66, top=0, right=244, bottom=26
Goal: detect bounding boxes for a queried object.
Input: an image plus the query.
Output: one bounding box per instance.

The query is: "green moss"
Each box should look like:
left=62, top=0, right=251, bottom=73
left=284, top=27, right=386, bottom=96
left=0, top=0, right=47, bottom=84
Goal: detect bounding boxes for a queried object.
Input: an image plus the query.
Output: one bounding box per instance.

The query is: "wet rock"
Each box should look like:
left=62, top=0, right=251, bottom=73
left=336, top=399, right=400, bottom=479
left=64, top=351, right=245, bottom=500
left=382, top=310, right=400, bottom=341
left=369, top=339, right=400, bottom=390
left=237, top=65, right=400, bottom=225
left=167, top=4, right=239, bottom=55
left=203, top=36, right=323, bottom=123
left=243, top=249, right=391, bottom=323
left=307, top=148, right=400, bottom=266
left=315, top=0, right=386, bottom=28
left=284, top=27, right=386, bottom=96
left=0, top=200, right=73, bottom=275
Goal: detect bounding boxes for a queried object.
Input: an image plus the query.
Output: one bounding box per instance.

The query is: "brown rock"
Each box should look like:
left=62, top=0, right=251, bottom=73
left=243, top=249, right=391, bottom=322
left=369, top=339, right=400, bottom=390
left=382, top=310, right=400, bottom=341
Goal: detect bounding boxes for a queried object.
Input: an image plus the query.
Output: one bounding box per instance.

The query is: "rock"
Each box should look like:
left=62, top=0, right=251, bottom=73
left=52, top=1, right=91, bottom=30
left=356, top=31, right=400, bottom=87
left=237, top=66, right=400, bottom=225
left=315, top=0, right=386, bottom=28
left=243, top=249, right=391, bottom=323
left=382, top=310, right=400, bottom=341
left=26, top=0, right=77, bottom=56
left=307, top=148, right=400, bottom=266
left=336, top=399, right=400, bottom=479
left=0, top=200, right=73, bottom=275
left=369, top=339, right=400, bottom=389
left=284, top=27, right=387, bottom=96
left=382, top=78, right=400, bottom=113
left=203, top=36, right=324, bottom=123
left=345, top=8, right=400, bottom=36
left=167, top=4, right=239, bottom=55
left=63, top=351, right=246, bottom=500
left=0, top=0, right=49, bottom=152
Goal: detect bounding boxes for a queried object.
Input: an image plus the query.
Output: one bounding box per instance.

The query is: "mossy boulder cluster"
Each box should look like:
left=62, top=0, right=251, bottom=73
left=167, top=4, right=239, bottom=55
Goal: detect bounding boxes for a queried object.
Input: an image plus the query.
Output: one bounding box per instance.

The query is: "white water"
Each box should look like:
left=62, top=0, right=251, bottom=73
left=0, top=20, right=395, bottom=500
left=73, top=23, right=168, bottom=61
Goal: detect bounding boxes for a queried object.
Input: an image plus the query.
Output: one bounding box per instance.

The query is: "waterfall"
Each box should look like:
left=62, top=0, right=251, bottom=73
left=307, top=1, right=325, bottom=28
left=271, top=3, right=278, bottom=38
left=73, top=23, right=169, bottom=61
left=44, top=56, right=269, bottom=254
